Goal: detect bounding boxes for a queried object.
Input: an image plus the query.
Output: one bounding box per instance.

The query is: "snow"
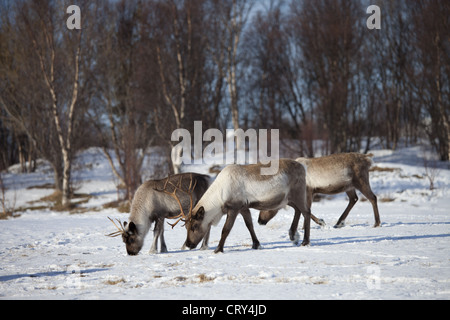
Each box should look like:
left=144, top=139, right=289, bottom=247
left=1, top=146, right=449, bottom=300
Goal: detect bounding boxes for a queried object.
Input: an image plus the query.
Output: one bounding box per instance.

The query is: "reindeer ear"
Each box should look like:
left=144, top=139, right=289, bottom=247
left=128, top=222, right=137, bottom=233
left=197, top=206, right=205, bottom=219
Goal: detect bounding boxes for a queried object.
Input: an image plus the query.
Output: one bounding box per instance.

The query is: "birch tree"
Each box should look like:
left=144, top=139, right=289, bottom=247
left=24, top=2, right=82, bottom=207
left=223, top=0, right=254, bottom=130
left=411, top=0, right=450, bottom=161
left=148, top=0, right=211, bottom=173
left=90, top=0, right=154, bottom=202
left=0, top=0, right=85, bottom=207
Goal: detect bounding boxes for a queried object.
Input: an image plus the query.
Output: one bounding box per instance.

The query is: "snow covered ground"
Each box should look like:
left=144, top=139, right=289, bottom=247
left=1, top=146, right=449, bottom=300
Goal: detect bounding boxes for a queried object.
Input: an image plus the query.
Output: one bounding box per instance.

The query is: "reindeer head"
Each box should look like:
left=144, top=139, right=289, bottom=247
left=106, top=217, right=144, bottom=255
left=185, top=206, right=206, bottom=249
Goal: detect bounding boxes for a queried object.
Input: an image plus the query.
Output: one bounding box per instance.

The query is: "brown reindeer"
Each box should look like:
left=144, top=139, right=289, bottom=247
left=106, top=173, right=211, bottom=255
left=258, top=153, right=380, bottom=229
left=184, top=159, right=312, bottom=253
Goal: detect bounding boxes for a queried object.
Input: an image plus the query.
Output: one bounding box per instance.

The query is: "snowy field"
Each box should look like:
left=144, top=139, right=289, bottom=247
left=0, top=146, right=449, bottom=300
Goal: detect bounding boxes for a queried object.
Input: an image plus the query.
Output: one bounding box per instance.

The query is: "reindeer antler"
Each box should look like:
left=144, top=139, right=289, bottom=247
left=155, top=174, right=197, bottom=229
left=105, top=216, right=126, bottom=237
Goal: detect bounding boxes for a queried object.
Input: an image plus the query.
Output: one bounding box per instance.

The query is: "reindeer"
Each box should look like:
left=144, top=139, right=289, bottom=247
left=106, top=173, right=211, bottom=255
left=184, top=159, right=312, bottom=253
left=258, top=153, right=380, bottom=229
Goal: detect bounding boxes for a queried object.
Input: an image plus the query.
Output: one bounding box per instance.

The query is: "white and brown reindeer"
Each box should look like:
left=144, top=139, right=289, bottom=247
left=258, top=153, right=380, bottom=229
left=184, top=159, right=312, bottom=253
left=106, top=173, right=211, bottom=255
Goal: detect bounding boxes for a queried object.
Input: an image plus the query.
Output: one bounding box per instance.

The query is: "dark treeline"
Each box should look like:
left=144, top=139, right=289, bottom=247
left=0, top=0, right=449, bottom=205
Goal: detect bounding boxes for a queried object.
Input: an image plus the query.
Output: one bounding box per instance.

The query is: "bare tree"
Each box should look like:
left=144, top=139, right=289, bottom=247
left=90, top=0, right=154, bottom=202
left=141, top=0, right=217, bottom=173
left=0, top=0, right=89, bottom=206
left=245, top=2, right=317, bottom=157
left=289, top=0, right=365, bottom=154
left=369, top=0, right=415, bottom=150
left=411, top=0, right=449, bottom=161
left=223, top=0, right=254, bottom=130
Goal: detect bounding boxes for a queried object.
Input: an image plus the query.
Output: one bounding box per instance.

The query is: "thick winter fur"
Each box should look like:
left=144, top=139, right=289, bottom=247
left=185, top=159, right=312, bottom=253
left=258, top=153, right=380, bottom=229
left=121, top=173, right=210, bottom=255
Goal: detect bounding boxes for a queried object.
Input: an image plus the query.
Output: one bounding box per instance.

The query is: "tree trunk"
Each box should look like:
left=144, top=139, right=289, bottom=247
left=227, top=24, right=240, bottom=131
left=53, top=164, right=63, bottom=192
left=48, top=34, right=81, bottom=207
left=433, top=33, right=449, bottom=161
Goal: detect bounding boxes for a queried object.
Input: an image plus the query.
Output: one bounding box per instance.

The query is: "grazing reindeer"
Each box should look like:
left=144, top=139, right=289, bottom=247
left=258, top=153, right=380, bottom=229
left=184, top=159, right=312, bottom=253
left=106, top=173, right=210, bottom=255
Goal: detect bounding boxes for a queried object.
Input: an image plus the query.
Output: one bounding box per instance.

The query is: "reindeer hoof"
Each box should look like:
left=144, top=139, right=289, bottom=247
left=200, top=245, right=209, bottom=251
left=214, top=247, right=224, bottom=254
left=289, top=230, right=300, bottom=242
left=317, top=219, right=326, bottom=227
left=291, top=232, right=301, bottom=246
left=301, top=241, right=310, bottom=247
left=334, top=221, right=345, bottom=228
left=252, top=242, right=261, bottom=250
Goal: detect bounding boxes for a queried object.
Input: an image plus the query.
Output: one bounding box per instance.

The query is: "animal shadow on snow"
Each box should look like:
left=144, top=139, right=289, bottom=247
left=0, top=267, right=108, bottom=282
left=314, top=233, right=450, bottom=246
left=207, top=240, right=307, bottom=253
left=180, top=221, right=450, bottom=252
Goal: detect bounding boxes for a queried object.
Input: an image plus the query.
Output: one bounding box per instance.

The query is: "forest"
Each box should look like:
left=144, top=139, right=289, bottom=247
left=0, top=0, right=449, bottom=207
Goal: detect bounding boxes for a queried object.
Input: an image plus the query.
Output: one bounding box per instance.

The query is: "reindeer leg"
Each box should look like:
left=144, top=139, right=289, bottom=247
left=215, top=209, right=239, bottom=253
left=357, top=185, right=380, bottom=228
left=301, top=208, right=311, bottom=246
left=303, top=191, right=325, bottom=228
left=149, top=219, right=160, bottom=254
left=159, top=219, right=168, bottom=253
left=305, top=213, right=326, bottom=227
left=289, top=210, right=301, bottom=245
left=290, top=200, right=311, bottom=246
left=241, top=209, right=261, bottom=250
left=335, top=189, right=358, bottom=228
